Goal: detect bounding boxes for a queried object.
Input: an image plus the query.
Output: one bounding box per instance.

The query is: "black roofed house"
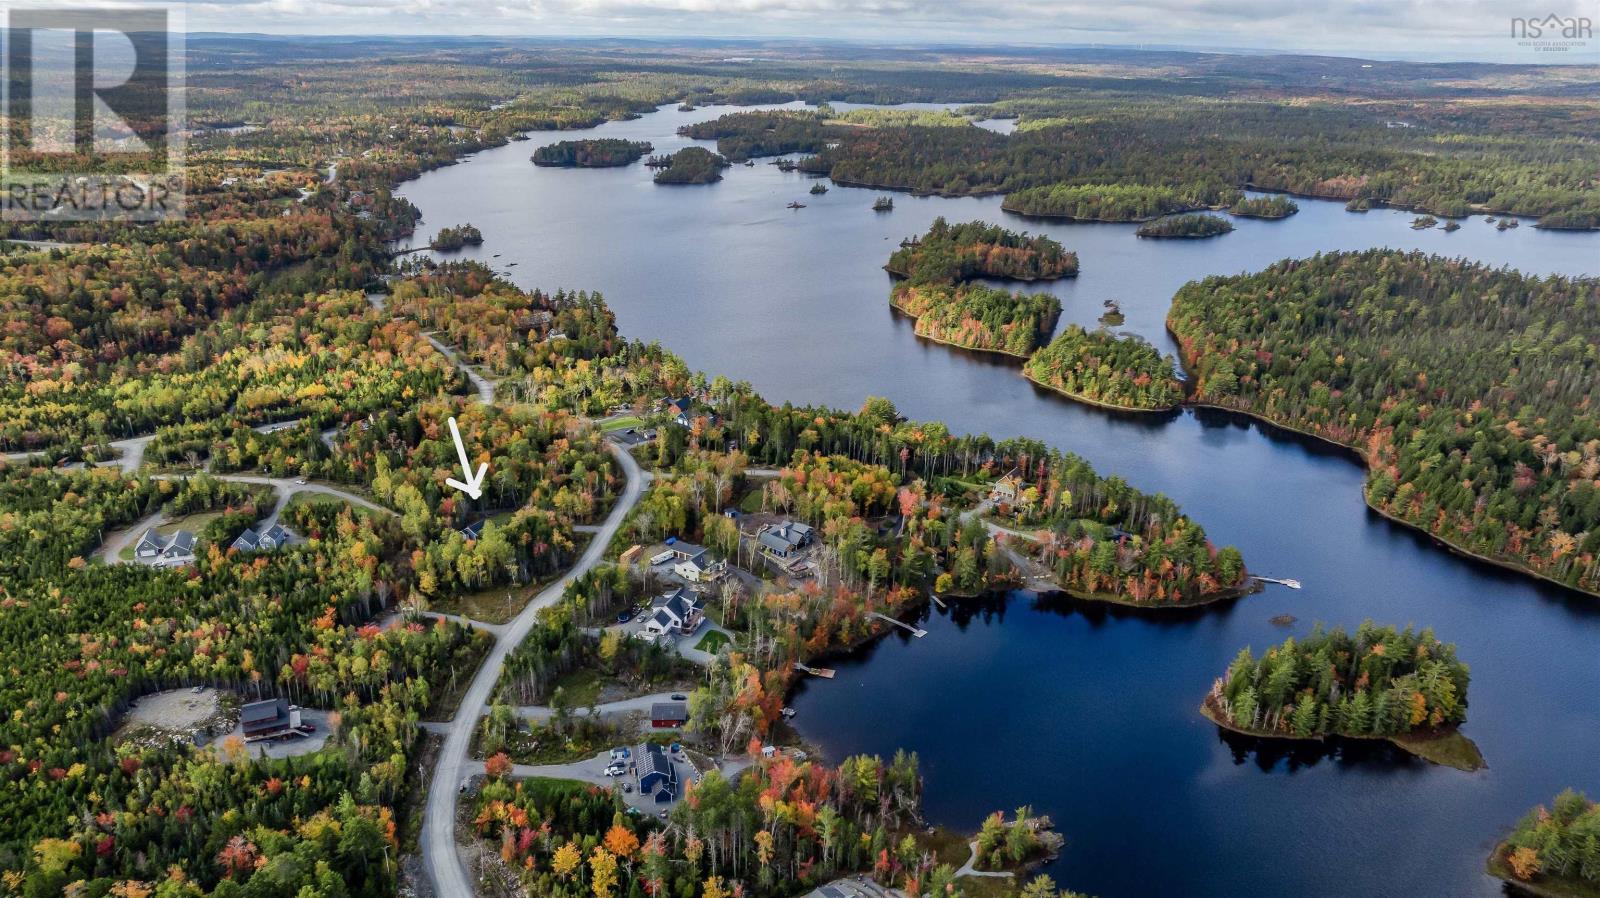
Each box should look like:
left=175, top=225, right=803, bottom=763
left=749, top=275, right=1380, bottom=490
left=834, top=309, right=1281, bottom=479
left=231, top=523, right=296, bottom=553
left=635, top=742, right=679, bottom=802
left=650, top=701, right=689, bottom=729
left=240, top=698, right=302, bottom=740
left=134, top=529, right=198, bottom=569
left=460, top=519, right=486, bottom=542
left=756, top=520, right=815, bottom=559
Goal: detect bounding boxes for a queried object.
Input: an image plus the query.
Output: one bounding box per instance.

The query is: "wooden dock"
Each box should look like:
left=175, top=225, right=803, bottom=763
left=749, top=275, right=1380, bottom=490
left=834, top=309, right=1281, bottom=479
left=870, top=612, right=927, bottom=638
left=928, top=591, right=948, bottom=610
left=793, top=662, right=835, bottom=678
left=1254, top=576, right=1303, bottom=589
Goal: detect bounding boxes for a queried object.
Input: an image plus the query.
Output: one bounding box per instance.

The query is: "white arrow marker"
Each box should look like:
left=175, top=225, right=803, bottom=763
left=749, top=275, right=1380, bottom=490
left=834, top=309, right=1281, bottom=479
left=444, top=416, right=488, bottom=500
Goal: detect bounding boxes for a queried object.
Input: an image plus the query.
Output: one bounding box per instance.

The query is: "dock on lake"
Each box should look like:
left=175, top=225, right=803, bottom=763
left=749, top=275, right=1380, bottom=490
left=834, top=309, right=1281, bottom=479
left=794, top=662, right=835, bottom=678
left=870, top=612, right=927, bottom=638
left=1255, top=576, right=1303, bottom=589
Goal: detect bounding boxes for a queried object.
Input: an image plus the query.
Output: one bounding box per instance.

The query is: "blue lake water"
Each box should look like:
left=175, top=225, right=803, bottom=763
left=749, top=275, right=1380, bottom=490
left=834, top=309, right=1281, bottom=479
left=398, top=103, right=1600, bottom=898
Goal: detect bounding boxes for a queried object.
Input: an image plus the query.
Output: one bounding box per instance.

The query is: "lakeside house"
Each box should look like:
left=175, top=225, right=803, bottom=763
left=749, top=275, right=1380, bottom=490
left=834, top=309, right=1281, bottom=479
left=756, top=520, right=815, bottom=559
left=231, top=523, right=296, bottom=553
left=649, top=702, right=690, bottom=729
left=135, top=529, right=197, bottom=568
left=641, top=587, right=705, bottom=638
left=240, top=699, right=303, bottom=740
left=635, top=742, right=678, bottom=802
left=990, top=469, right=1024, bottom=504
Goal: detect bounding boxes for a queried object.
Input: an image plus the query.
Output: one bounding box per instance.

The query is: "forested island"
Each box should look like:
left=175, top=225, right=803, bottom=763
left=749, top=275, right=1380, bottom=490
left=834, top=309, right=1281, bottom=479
left=1022, top=325, right=1183, bottom=411
left=1229, top=195, right=1299, bottom=218
left=433, top=223, right=484, bottom=250
left=1203, top=622, right=1483, bottom=769
left=1168, top=250, right=1600, bottom=598
left=1135, top=213, right=1234, bottom=238
left=1490, top=791, right=1600, bottom=896
left=1000, top=183, right=1229, bottom=221
left=885, top=219, right=1071, bottom=357
left=886, top=218, right=1079, bottom=281
left=651, top=146, right=731, bottom=184
left=531, top=138, right=653, bottom=167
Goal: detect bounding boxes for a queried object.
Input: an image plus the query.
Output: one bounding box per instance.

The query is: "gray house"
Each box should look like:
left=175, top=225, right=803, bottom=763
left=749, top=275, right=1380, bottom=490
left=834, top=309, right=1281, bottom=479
left=756, top=521, right=815, bottom=558
left=134, top=529, right=197, bottom=568
left=231, top=523, right=296, bottom=553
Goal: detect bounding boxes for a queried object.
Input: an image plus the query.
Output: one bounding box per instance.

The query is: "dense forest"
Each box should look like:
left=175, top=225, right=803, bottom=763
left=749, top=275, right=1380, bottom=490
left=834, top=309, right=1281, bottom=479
left=1001, top=183, right=1228, bottom=221
left=1206, top=622, right=1472, bottom=744
left=1493, top=790, right=1600, bottom=892
left=887, top=218, right=1078, bottom=282
left=1135, top=213, right=1234, bottom=238
left=885, top=219, right=1068, bottom=357
left=651, top=147, right=731, bottom=185
left=682, top=91, right=1600, bottom=227
left=433, top=223, right=485, bottom=250
left=1229, top=196, right=1299, bottom=219
left=1169, top=251, right=1600, bottom=596
left=1022, top=325, right=1183, bottom=411
left=532, top=138, right=654, bottom=167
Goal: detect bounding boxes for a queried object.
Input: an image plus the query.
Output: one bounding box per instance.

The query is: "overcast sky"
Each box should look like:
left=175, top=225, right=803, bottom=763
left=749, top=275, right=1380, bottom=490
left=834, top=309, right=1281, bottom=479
left=145, top=0, right=1600, bottom=62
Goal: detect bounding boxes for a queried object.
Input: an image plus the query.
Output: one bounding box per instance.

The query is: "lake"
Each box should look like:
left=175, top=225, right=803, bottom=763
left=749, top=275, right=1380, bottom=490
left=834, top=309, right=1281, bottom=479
left=397, top=103, right=1600, bottom=898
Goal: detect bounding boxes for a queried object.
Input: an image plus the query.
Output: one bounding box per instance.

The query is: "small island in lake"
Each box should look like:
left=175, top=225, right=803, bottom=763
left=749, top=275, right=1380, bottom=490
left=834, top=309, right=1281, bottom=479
left=1412, top=214, right=1439, bottom=229
left=1488, top=790, right=1600, bottom=898
left=1202, top=622, right=1484, bottom=771
left=1001, top=182, right=1229, bottom=222
left=531, top=138, right=653, bottom=167
left=1136, top=213, right=1234, bottom=238
left=873, top=196, right=894, bottom=211
left=1022, top=325, right=1182, bottom=411
left=1229, top=195, right=1299, bottom=219
left=885, top=218, right=1072, bottom=357
left=432, top=223, right=483, bottom=251
left=651, top=146, right=731, bottom=184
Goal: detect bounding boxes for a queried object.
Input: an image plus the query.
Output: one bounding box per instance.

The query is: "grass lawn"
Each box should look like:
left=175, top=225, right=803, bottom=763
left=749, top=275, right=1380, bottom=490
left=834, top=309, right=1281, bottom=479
left=548, top=668, right=604, bottom=708
left=601, top=415, right=645, bottom=432
left=695, top=630, right=731, bottom=654
left=737, top=488, right=766, bottom=513
left=428, top=570, right=565, bottom=625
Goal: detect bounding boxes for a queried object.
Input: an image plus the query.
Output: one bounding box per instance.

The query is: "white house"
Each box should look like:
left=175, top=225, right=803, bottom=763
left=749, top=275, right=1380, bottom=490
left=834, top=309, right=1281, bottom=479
left=640, top=587, right=705, bottom=639
left=666, top=541, right=725, bottom=583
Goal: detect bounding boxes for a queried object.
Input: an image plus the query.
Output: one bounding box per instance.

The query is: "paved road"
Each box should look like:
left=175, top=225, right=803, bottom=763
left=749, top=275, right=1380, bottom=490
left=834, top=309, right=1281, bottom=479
left=506, top=690, right=684, bottom=722
left=424, top=334, right=496, bottom=405
left=421, top=443, right=648, bottom=898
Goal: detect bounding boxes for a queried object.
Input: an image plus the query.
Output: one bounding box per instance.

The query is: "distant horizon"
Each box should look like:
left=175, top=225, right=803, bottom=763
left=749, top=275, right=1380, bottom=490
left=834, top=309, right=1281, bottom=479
left=174, top=29, right=1599, bottom=67
left=11, top=0, right=1590, bottom=66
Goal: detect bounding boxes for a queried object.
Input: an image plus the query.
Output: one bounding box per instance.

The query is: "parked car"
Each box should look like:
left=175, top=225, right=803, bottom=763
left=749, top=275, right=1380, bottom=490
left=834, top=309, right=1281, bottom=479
left=610, top=746, right=631, bottom=760
left=670, top=693, right=687, bottom=701
left=604, top=763, right=627, bottom=777
left=190, top=685, right=206, bottom=694
left=616, top=609, right=633, bottom=623
left=658, top=810, right=670, bottom=820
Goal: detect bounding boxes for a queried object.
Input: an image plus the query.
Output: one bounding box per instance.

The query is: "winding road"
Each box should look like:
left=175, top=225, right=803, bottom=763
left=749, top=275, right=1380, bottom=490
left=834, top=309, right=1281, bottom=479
left=420, top=442, right=648, bottom=897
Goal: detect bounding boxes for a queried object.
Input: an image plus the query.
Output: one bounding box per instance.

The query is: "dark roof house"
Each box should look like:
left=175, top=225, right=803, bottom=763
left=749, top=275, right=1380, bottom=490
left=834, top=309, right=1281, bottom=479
left=650, top=701, right=689, bottom=728
left=635, top=742, right=678, bottom=803
left=231, top=523, right=296, bottom=553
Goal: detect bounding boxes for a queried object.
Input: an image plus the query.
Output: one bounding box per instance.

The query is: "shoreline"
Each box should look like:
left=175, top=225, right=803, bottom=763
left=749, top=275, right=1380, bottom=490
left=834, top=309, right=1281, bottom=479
left=1021, top=367, right=1181, bottom=414
left=1178, top=398, right=1600, bottom=602
left=1199, top=701, right=1485, bottom=771
left=888, top=294, right=1049, bottom=360
left=1486, top=847, right=1600, bottom=898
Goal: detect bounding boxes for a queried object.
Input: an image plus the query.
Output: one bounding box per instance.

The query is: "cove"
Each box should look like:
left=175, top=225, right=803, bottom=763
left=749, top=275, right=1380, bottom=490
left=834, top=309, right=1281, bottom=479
left=396, top=102, right=1600, bottom=898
